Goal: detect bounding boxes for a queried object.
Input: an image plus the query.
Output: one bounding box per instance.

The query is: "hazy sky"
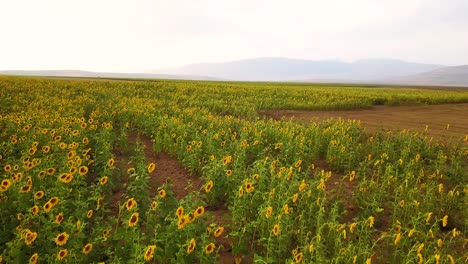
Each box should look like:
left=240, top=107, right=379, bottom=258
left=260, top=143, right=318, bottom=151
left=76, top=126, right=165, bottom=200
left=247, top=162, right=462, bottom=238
left=1, top=0, right=467, bottom=72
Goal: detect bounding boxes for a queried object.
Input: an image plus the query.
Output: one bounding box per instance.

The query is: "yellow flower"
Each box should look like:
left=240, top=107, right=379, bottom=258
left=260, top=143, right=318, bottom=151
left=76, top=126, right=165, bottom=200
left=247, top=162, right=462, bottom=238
left=31, top=205, right=39, bottom=215
left=159, top=189, right=166, bottom=198
left=55, top=213, right=64, bottom=224
left=394, top=233, right=401, bottom=245
left=292, top=193, right=298, bottom=203
left=34, top=191, right=44, bottom=200
left=408, top=229, right=415, bottom=237
left=368, top=216, right=374, bottom=228
left=273, top=224, right=280, bottom=236
left=43, top=202, right=52, bottom=213
left=366, top=257, right=372, bottom=264
left=294, top=252, right=303, bottom=263
left=238, top=186, right=244, bottom=197
left=1, top=179, right=12, bottom=192
left=148, top=162, right=156, bottom=173
left=214, top=226, right=224, bottom=238
left=107, top=158, right=115, bottom=168
left=29, top=253, right=39, bottom=264
left=57, top=249, right=68, bottom=261
left=425, top=212, right=432, bottom=224
left=176, top=206, right=184, bottom=218
left=226, top=169, right=233, bottom=176
left=399, top=200, right=405, bottom=207
left=25, top=231, right=38, bottom=245
left=283, top=204, right=289, bottom=215
left=442, top=215, right=448, bottom=227
left=194, top=206, right=205, bottom=218
left=83, top=243, right=93, bottom=255
left=299, top=180, right=307, bottom=192
left=245, top=181, right=254, bottom=193
left=187, top=238, right=196, bottom=254
left=144, top=245, right=156, bottom=261
left=437, top=239, right=442, bottom=247
left=87, top=210, right=93, bottom=218
left=78, top=166, right=88, bottom=176
left=128, top=213, right=139, bottom=227
left=205, top=243, right=215, bottom=255
left=100, top=176, right=108, bottom=185
left=349, top=170, right=356, bottom=181
left=49, top=197, right=60, bottom=206
left=55, top=232, right=69, bottom=246
left=205, top=180, right=213, bottom=193
left=151, top=201, right=158, bottom=210
left=125, top=198, right=137, bottom=210
left=265, top=206, right=273, bottom=218
left=177, top=215, right=190, bottom=229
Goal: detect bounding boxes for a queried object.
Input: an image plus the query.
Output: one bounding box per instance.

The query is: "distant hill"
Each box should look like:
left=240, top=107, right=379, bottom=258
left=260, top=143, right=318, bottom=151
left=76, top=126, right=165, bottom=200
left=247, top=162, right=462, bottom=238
left=2, top=58, right=467, bottom=87
left=160, top=57, right=444, bottom=81
left=388, top=65, right=468, bottom=87
left=0, top=70, right=220, bottom=81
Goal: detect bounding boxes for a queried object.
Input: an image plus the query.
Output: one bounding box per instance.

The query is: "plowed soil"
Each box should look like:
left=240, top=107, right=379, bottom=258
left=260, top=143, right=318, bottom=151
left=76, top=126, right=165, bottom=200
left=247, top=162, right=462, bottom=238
left=260, top=104, right=468, bottom=139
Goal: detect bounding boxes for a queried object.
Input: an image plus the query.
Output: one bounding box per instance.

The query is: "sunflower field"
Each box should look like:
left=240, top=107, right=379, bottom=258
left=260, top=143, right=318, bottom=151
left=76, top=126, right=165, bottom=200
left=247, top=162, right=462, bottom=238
left=0, top=76, right=467, bottom=263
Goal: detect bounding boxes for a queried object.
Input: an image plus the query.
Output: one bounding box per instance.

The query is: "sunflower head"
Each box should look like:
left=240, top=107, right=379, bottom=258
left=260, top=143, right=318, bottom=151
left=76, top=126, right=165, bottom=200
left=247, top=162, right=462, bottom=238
left=205, top=243, right=215, bottom=255
left=128, top=213, right=139, bottom=227
left=55, top=232, right=69, bottom=246
left=187, top=238, right=196, bottom=254
left=82, top=243, right=93, bottom=255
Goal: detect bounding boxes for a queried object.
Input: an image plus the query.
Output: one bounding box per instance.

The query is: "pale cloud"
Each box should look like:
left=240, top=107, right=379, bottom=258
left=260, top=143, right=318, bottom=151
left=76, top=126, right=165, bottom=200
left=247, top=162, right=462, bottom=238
left=0, top=0, right=466, bottom=72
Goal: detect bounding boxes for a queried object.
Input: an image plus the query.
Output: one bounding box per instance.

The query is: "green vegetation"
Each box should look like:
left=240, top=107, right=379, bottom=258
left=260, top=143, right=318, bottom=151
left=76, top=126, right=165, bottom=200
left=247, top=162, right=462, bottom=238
left=0, top=76, right=466, bottom=263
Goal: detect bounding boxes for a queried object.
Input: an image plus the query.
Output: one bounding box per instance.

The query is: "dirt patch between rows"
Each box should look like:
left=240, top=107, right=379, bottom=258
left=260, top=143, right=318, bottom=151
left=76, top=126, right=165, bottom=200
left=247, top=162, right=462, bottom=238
left=260, top=103, right=468, bottom=139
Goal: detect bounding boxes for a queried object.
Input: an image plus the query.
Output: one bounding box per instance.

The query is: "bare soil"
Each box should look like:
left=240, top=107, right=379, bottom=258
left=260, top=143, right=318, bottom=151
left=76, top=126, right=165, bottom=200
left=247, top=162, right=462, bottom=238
left=260, top=103, right=468, bottom=139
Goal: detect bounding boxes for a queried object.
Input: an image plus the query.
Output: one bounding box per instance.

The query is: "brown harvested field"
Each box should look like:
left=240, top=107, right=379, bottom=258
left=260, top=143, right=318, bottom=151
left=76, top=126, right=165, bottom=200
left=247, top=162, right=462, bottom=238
left=261, top=103, right=468, bottom=139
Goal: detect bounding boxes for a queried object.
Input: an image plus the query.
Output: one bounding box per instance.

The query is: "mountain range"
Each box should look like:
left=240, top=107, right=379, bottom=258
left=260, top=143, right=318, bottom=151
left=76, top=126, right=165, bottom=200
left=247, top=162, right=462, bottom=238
left=1, top=58, right=468, bottom=87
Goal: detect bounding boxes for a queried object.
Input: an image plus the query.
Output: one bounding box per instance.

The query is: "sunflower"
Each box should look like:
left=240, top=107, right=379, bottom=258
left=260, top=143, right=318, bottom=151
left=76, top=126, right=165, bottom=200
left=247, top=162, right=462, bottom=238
left=67, top=151, right=76, bottom=159
left=42, top=146, right=50, bottom=153
left=82, top=243, right=93, bottom=255
left=55, top=213, right=64, bottom=224
left=442, top=215, right=448, bottom=227
left=34, top=191, right=44, bottom=200
left=187, top=238, right=196, bottom=254
left=205, top=243, right=215, bottom=255
left=49, top=197, right=60, bottom=206
left=59, top=142, right=67, bottom=149
left=238, top=186, right=244, bottom=197
left=87, top=210, right=93, bottom=218
left=265, top=207, right=273, bottom=219
left=194, top=206, right=205, bottom=218
left=55, top=232, right=69, bottom=246
left=294, top=252, right=303, bottom=263
left=107, top=158, right=115, bottom=168
left=69, top=167, right=77, bottom=175
left=273, top=224, right=280, bottom=236
left=57, top=249, right=68, bottom=260
left=245, top=182, right=254, bottom=193
left=368, top=216, right=375, bottom=228
left=103, top=230, right=110, bottom=237
left=43, top=202, right=52, bottom=213
left=4, top=164, right=12, bottom=172
left=97, top=197, right=103, bottom=209
left=148, top=162, right=156, bottom=173
left=214, top=226, right=224, bottom=238
left=20, top=184, right=32, bottom=193
left=186, top=145, right=192, bottom=151
left=72, top=130, right=80, bottom=136
left=31, top=205, right=39, bottom=215
left=144, top=245, right=156, bottom=261
left=204, top=180, right=213, bottom=193
left=151, top=201, right=158, bottom=210
left=59, top=173, right=73, bottom=183
left=299, top=180, right=307, bottom=192
left=176, top=206, right=184, bottom=218
left=177, top=215, right=189, bottom=229
left=126, top=198, right=137, bottom=210
left=226, top=170, right=232, bottom=176
left=37, top=170, right=46, bottom=178
left=47, top=168, right=56, bottom=175
left=158, top=189, right=166, bottom=198
left=99, top=176, right=108, bottom=185
left=81, top=122, right=87, bottom=129
left=283, top=204, right=289, bottom=215
left=29, top=147, right=37, bottom=155
left=128, top=213, right=139, bottom=227
left=1, top=179, right=12, bottom=191
left=25, top=231, right=38, bottom=245
left=29, top=253, right=39, bottom=264
left=292, top=193, right=299, bottom=203
left=78, top=166, right=88, bottom=176
left=222, top=156, right=232, bottom=165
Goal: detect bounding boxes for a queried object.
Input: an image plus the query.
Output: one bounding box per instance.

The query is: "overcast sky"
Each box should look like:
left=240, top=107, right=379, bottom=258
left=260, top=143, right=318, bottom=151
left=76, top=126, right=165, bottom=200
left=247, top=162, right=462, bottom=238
left=0, top=0, right=467, bottom=72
